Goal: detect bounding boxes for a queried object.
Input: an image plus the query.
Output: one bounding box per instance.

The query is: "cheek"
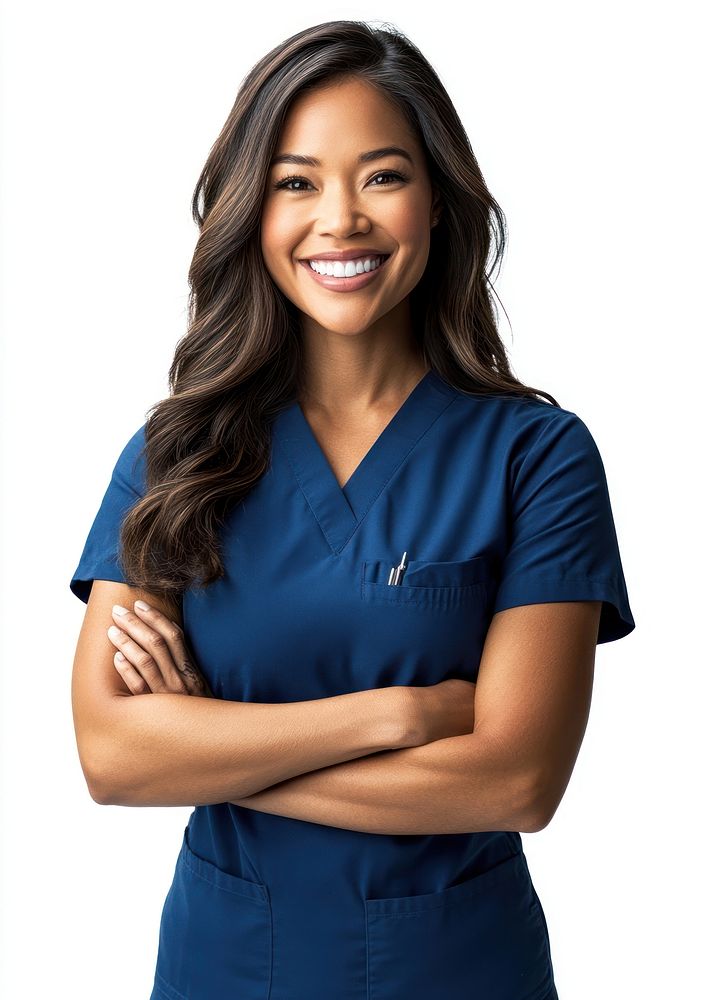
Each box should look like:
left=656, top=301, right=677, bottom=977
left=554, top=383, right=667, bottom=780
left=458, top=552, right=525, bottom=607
left=260, top=204, right=297, bottom=273
left=397, top=226, right=432, bottom=289
left=389, top=201, right=431, bottom=264
left=397, top=212, right=427, bottom=244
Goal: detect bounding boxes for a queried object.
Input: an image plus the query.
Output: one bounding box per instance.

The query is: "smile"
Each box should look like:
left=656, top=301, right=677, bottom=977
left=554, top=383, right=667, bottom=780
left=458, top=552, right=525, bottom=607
left=298, top=253, right=392, bottom=292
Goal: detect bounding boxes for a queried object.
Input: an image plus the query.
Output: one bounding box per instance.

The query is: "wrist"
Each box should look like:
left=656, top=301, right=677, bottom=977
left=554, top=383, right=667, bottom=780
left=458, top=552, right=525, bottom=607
left=369, top=686, right=422, bottom=751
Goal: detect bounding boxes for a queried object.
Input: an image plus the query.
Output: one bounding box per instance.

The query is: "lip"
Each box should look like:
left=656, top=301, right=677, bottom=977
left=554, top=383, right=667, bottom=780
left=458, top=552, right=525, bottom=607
left=299, top=248, right=390, bottom=261
left=299, top=253, right=391, bottom=293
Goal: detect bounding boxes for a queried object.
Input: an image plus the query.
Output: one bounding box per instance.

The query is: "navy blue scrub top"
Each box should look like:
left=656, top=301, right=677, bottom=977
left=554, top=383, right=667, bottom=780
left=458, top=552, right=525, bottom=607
left=70, top=369, right=635, bottom=1000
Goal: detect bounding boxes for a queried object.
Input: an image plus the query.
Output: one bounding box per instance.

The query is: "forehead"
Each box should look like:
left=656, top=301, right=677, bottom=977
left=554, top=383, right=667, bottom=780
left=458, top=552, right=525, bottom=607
left=273, top=77, right=419, bottom=161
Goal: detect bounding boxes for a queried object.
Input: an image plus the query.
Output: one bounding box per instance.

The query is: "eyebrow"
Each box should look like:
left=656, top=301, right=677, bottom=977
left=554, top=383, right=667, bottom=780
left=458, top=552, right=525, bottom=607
left=269, top=145, right=414, bottom=168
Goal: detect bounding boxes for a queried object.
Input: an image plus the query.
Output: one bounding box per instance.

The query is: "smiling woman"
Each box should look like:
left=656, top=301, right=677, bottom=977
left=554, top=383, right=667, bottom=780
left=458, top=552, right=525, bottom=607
left=260, top=76, right=442, bottom=337
left=68, top=18, right=634, bottom=1000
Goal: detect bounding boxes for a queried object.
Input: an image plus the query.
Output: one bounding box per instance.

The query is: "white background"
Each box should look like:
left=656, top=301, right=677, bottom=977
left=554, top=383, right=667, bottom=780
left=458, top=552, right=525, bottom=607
left=1, top=1, right=704, bottom=997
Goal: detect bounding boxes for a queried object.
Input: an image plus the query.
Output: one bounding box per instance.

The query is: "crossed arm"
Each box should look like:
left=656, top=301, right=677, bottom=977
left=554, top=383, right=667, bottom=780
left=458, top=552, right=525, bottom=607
left=229, top=730, right=534, bottom=836
left=73, top=582, right=600, bottom=836
left=228, top=600, right=600, bottom=835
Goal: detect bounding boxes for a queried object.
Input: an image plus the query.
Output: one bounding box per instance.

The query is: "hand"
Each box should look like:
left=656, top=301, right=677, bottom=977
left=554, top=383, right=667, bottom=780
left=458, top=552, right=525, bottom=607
left=106, top=600, right=214, bottom=698
left=404, top=677, right=477, bottom=746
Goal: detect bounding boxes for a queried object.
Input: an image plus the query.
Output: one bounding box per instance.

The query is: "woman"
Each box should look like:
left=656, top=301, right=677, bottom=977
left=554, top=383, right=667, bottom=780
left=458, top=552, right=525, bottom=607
left=69, top=20, right=635, bottom=1000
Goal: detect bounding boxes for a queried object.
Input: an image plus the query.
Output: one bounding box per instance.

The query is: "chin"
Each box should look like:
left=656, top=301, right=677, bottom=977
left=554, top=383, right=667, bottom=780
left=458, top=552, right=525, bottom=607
left=313, top=320, right=378, bottom=337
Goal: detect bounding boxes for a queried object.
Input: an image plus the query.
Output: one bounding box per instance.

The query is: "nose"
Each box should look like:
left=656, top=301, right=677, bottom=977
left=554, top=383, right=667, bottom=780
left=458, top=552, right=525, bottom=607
left=314, top=184, right=371, bottom=238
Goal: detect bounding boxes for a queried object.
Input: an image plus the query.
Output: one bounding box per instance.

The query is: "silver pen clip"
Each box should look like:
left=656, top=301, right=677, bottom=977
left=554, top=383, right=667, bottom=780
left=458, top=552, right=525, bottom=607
left=388, top=550, right=408, bottom=586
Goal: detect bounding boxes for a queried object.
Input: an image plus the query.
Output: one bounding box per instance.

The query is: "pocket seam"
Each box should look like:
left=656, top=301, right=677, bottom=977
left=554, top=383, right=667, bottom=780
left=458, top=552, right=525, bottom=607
left=181, top=827, right=269, bottom=905
left=365, top=851, right=526, bottom=917
left=363, top=580, right=488, bottom=600
left=361, top=577, right=489, bottom=612
left=153, top=969, right=188, bottom=1000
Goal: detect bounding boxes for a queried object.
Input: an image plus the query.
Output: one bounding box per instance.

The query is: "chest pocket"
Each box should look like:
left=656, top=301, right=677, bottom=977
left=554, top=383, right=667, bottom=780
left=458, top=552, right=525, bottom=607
left=361, top=555, right=491, bottom=612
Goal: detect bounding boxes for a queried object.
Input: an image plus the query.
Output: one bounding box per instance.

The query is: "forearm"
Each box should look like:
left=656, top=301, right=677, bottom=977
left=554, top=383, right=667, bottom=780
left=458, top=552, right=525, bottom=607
left=230, top=730, right=538, bottom=835
left=91, top=687, right=407, bottom=807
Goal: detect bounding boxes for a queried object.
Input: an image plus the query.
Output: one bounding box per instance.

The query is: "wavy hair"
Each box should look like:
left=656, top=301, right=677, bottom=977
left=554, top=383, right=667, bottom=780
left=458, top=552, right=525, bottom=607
left=119, top=18, right=559, bottom=612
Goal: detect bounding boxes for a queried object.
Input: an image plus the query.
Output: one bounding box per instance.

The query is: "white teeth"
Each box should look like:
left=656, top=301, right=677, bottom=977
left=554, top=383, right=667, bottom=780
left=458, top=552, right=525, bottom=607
left=308, top=254, right=385, bottom=277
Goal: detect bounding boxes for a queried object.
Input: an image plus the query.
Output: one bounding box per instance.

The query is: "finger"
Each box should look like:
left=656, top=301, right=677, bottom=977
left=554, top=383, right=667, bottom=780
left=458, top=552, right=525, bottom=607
left=113, top=650, right=151, bottom=695
left=109, top=605, right=188, bottom=693
left=106, top=623, right=185, bottom=694
left=131, top=601, right=212, bottom=697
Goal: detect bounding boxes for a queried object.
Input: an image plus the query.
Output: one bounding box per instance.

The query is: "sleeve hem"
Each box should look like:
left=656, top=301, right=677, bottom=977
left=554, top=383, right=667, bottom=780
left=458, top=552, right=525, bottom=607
left=492, top=575, right=636, bottom=644
left=70, top=567, right=128, bottom=605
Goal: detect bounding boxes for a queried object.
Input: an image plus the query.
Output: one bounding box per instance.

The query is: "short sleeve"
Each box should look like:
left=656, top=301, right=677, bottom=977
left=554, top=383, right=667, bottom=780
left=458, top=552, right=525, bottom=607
left=492, top=410, right=635, bottom=644
left=69, top=424, right=147, bottom=604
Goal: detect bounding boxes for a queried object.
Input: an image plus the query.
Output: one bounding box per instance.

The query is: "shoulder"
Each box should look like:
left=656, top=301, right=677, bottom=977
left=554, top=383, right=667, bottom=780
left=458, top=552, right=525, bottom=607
left=445, top=384, right=595, bottom=453
left=111, top=422, right=148, bottom=497
left=438, top=387, right=608, bottom=496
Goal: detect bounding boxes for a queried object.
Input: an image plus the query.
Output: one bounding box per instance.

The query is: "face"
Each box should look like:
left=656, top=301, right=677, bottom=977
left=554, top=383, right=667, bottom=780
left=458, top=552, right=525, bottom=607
left=260, top=76, right=441, bottom=340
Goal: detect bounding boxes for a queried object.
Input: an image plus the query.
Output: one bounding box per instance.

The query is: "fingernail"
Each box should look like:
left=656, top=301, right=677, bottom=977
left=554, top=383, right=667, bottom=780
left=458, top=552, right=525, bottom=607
left=135, top=600, right=151, bottom=611
left=112, top=605, right=129, bottom=615
left=107, top=625, right=122, bottom=638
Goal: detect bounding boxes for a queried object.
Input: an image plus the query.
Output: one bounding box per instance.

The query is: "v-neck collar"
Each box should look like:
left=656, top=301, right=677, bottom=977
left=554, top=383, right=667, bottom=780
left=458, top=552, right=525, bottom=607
left=271, top=369, right=459, bottom=554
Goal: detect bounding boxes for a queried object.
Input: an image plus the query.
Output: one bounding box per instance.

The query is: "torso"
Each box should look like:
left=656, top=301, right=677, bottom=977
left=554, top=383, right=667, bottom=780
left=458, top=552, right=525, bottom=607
left=152, top=370, right=568, bottom=1000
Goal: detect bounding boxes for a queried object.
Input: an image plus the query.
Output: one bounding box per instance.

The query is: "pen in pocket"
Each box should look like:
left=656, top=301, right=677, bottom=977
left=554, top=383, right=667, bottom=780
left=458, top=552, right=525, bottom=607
left=388, top=550, right=408, bottom=586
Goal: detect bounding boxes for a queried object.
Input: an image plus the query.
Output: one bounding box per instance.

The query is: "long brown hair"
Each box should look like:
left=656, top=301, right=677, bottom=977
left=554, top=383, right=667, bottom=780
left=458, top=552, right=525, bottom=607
left=120, top=19, right=559, bottom=610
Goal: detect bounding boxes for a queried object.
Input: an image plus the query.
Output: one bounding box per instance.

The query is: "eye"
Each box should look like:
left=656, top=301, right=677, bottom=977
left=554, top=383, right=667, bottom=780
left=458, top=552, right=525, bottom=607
left=273, top=175, right=313, bottom=193
left=369, top=170, right=409, bottom=187
left=272, top=170, right=409, bottom=192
